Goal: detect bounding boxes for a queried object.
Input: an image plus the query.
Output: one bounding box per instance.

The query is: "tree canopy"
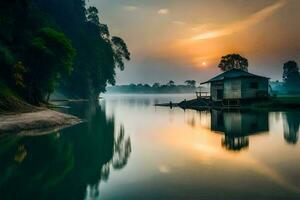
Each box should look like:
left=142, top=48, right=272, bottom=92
left=0, top=0, right=130, bottom=104
left=282, top=61, right=300, bottom=91
left=218, top=54, right=248, bottom=72
left=185, top=80, right=196, bottom=87
left=167, top=80, right=175, bottom=87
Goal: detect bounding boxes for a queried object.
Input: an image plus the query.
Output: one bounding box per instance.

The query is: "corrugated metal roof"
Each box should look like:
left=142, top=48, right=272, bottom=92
left=201, top=69, right=269, bottom=84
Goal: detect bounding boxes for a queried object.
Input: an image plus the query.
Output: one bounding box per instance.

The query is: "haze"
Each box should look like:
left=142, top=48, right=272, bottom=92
left=89, top=0, right=300, bottom=84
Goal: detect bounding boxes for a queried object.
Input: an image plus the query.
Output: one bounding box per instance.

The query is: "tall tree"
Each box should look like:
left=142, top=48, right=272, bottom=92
left=218, top=54, right=248, bottom=72
left=24, top=27, right=76, bottom=103
left=185, top=80, right=196, bottom=87
left=282, top=61, right=300, bottom=91
left=34, top=0, right=131, bottom=99
left=0, top=0, right=130, bottom=104
left=0, top=0, right=76, bottom=104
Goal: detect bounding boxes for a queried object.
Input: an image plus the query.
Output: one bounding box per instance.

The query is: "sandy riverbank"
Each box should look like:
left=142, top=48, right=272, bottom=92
left=0, top=109, right=81, bottom=136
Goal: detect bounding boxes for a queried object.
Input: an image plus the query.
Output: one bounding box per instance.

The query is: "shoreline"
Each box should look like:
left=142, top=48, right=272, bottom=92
left=155, top=96, right=300, bottom=111
left=0, top=109, right=82, bottom=136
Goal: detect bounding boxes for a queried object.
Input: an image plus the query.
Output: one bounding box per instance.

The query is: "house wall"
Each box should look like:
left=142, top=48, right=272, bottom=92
left=222, top=77, right=268, bottom=100
left=241, top=78, right=269, bottom=99
left=211, top=81, right=223, bottom=101
left=210, top=77, right=269, bottom=101
left=224, top=79, right=242, bottom=99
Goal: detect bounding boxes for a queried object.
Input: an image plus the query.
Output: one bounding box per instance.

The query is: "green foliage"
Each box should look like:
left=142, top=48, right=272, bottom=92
left=31, top=27, right=75, bottom=75
left=250, top=96, right=300, bottom=110
left=185, top=80, right=196, bottom=87
left=283, top=61, right=300, bottom=92
left=0, top=0, right=130, bottom=105
left=13, top=61, right=26, bottom=88
left=0, top=80, right=17, bottom=99
left=112, top=36, right=131, bottom=71
left=24, top=27, right=76, bottom=103
left=86, top=7, right=101, bottom=27
left=33, top=1, right=131, bottom=99
left=0, top=43, right=15, bottom=84
left=167, top=80, right=175, bottom=87
left=153, top=82, right=161, bottom=88
left=0, top=44, right=15, bottom=66
left=218, top=54, right=248, bottom=72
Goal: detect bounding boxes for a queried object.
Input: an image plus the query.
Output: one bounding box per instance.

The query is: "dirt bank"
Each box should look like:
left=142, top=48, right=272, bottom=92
left=0, top=109, right=81, bottom=136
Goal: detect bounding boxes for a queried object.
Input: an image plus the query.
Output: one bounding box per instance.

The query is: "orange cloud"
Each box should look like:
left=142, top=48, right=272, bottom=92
left=191, top=0, right=287, bottom=41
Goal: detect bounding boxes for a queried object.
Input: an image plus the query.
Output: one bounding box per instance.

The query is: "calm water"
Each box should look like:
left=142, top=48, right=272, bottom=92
left=1, top=94, right=300, bottom=200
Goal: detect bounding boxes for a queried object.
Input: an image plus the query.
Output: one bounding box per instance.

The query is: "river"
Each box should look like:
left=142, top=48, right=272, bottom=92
left=0, top=94, right=300, bottom=200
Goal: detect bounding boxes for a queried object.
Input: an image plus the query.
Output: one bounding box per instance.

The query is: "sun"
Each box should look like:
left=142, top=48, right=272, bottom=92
left=202, top=61, right=207, bottom=67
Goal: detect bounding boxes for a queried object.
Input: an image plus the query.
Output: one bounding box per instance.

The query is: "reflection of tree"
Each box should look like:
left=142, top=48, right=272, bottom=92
left=100, top=163, right=111, bottom=181
left=0, top=131, right=75, bottom=190
left=0, top=102, right=131, bottom=200
left=283, top=112, right=300, bottom=145
left=14, top=145, right=27, bottom=163
left=222, top=136, right=249, bottom=151
left=112, top=125, right=132, bottom=170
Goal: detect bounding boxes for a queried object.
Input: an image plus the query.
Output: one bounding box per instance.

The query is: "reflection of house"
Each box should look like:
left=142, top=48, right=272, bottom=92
left=211, top=110, right=269, bottom=151
left=201, top=69, right=269, bottom=102
left=222, top=137, right=249, bottom=151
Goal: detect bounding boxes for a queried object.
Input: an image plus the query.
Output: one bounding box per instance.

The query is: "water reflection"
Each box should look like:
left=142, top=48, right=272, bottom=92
left=0, top=102, right=131, bottom=200
left=1, top=94, right=300, bottom=200
left=211, top=110, right=269, bottom=151
left=103, top=94, right=195, bottom=108
left=283, top=112, right=300, bottom=144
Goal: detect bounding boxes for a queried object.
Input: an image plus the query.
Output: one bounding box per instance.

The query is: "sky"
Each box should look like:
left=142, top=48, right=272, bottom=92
left=89, top=0, right=300, bottom=85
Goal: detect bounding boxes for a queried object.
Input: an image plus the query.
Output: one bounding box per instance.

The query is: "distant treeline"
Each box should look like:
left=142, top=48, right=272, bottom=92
left=106, top=80, right=204, bottom=94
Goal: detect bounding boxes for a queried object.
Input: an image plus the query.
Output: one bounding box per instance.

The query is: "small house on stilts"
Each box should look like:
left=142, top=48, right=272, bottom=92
left=201, top=69, right=269, bottom=106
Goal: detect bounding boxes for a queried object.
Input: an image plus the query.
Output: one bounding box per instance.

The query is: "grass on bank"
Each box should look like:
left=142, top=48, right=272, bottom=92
left=249, top=96, right=300, bottom=110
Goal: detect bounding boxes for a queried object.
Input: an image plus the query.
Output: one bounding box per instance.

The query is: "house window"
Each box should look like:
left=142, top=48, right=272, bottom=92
left=250, top=82, right=259, bottom=89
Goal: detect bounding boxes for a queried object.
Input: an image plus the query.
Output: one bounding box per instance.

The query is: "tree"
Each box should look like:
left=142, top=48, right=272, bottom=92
left=0, top=0, right=77, bottom=104
left=86, top=7, right=101, bottom=27
left=112, top=36, right=131, bottom=71
left=143, top=84, right=151, bottom=88
left=0, top=0, right=130, bottom=105
left=218, top=54, right=248, bottom=72
left=86, top=6, right=109, bottom=38
left=185, top=80, right=196, bottom=87
left=24, top=27, right=76, bottom=103
left=282, top=61, right=300, bottom=92
left=167, top=80, right=175, bottom=87
left=152, top=82, right=160, bottom=88
left=35, top=2, right=131, bottom=99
